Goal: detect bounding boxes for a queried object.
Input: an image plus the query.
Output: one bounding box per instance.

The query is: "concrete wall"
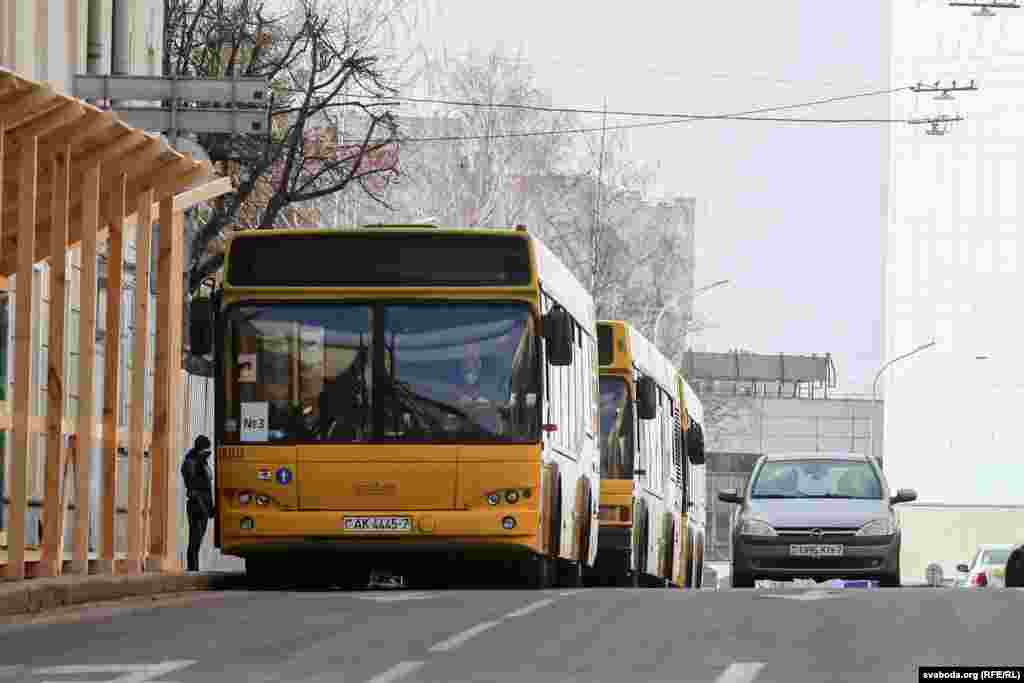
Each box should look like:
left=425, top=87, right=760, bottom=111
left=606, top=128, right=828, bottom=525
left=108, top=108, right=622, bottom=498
left=896, top=505, right=1024, bottom=583
left=704, top=394, right=882, bottom=461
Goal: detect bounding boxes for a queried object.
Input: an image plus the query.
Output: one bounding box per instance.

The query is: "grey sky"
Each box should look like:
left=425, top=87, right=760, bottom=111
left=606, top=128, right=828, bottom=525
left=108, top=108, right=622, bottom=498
left=412, top=0, right=891, bottom=394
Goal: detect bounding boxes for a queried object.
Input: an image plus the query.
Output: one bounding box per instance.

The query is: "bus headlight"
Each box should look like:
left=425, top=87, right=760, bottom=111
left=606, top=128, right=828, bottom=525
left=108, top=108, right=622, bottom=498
left=739, top=519, right=777, bottom=537
left=505, top=490, right=520, bottom=504
left=856, top=518, right=895, bottom=537
left=502, top=516, right=516, bottom=530
left=487, top=493, right=501, bottom=506
left=240, top=517, right=255, bottom=530
left=238, top=492, right=252, bottom=505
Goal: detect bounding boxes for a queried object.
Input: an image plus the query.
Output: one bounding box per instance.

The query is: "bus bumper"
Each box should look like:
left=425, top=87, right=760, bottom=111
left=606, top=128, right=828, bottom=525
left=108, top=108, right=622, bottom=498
left=220, top=508, right=541, bottom=557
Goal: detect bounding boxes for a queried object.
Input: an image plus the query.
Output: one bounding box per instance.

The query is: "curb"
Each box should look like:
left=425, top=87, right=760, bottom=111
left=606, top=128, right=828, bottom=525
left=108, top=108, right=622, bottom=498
left=0, top=571, right=241, bottom=618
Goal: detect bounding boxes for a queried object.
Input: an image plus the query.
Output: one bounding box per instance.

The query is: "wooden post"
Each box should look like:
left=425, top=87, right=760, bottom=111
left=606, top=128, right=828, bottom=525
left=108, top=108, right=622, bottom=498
left=7, top=135, right=37, bottom=581
left=72, top=165, right=100, bottom=575
left=126, top=189, right=153, bottom=573
left=40, top=145, right=71, bottom=577
left=148, top=200, right=183, bottom=571
left=99, top=173, right=126, bottom=574
left=0, top=124, right=5, bottom=247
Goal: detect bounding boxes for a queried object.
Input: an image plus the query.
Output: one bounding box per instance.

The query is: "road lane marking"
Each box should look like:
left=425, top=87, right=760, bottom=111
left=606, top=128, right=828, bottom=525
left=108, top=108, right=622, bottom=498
left=558, top=590, right=583, bottom=597
left=713, top=662, right=766, bottom=683
left=428, top=620, right=502, bottom=652
left=355, top=592, right=442, bottom=603
left=756, top=590, right=841, bottom=601
left=365, top=661, right=425, bottom=683
left=35, top=660, right=197, bottom=683
left=504, top=598, right=555, bottom=618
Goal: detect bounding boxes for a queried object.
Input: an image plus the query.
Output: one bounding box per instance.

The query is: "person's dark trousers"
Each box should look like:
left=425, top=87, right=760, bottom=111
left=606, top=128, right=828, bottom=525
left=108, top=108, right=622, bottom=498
left=186, top=500, right=210, bottom=572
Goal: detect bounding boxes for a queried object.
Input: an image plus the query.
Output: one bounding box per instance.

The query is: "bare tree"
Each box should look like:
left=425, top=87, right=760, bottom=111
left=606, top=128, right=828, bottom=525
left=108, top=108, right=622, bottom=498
left=696, top=391, right=758, bottom=453
left=354, top=46, right=576, bottom=226
left=164, top=0, right=409, bottom=294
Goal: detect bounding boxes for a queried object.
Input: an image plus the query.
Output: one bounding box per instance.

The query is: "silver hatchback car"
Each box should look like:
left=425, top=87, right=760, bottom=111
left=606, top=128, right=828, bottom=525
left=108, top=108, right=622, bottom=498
left=719, top=452, right=917, bottom=588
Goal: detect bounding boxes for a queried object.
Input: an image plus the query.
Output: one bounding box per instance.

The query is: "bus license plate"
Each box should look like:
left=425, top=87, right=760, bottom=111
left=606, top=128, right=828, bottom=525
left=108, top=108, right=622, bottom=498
left=344, top=516, right=412, bottom=532
left=789, top=544, right=844, bottom=558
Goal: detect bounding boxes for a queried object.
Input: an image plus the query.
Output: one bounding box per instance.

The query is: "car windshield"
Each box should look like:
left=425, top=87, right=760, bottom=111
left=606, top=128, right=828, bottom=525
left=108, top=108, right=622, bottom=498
left=599, top=376, right=634, bottom=479
left=223, top=302, right=540, bottom=443
left=982, top=549, right=1011, bottom=566
left=750, top=459, right=884, bottom=499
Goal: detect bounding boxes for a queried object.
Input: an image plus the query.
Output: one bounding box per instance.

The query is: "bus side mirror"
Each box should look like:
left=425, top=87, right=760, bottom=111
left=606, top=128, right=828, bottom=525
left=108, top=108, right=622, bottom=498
left=687, top=421, right=706, bottom=465
left=543, top=307, right=573, bottom=366
left=189, top=297, right=214, bottom=357
left=637, top=376, right=657, bottom=420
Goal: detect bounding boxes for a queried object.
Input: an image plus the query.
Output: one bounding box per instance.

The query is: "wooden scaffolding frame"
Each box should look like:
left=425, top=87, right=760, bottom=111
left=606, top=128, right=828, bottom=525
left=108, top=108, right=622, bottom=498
left=0, top=67, right=232, bottom=581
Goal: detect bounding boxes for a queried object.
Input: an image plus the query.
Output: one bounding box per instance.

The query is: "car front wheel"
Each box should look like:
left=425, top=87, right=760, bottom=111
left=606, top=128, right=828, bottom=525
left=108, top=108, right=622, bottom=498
left=880, top=573, right=900, bottom=588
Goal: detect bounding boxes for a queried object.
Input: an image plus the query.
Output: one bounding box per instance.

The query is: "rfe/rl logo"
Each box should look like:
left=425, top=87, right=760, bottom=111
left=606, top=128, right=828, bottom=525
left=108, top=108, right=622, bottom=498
left=243, top=416, right=265, bottom=429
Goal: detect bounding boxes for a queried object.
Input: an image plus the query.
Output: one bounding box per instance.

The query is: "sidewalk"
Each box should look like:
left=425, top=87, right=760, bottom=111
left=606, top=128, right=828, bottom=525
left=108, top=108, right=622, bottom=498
left=0, top=571, right=241, bottom=618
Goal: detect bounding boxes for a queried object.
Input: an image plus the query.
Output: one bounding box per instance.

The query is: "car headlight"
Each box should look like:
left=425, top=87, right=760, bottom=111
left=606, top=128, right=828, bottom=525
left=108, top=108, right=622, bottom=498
left=856, top=518, right=895, bottom=536
left=739, top=519, right=777, bottom=537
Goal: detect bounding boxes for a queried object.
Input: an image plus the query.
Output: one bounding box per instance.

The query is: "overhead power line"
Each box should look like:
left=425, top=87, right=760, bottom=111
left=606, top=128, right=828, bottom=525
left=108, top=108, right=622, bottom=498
left=301, top=86, right=911, bottom=145
left=390, top=87, right=914, bottom=144
left=344, top=86, right=910, bottom=120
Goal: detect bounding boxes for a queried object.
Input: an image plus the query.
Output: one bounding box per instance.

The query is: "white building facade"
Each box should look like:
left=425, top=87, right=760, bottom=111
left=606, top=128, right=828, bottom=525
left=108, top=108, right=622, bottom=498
left=886, top=1, right=1024, bottom=505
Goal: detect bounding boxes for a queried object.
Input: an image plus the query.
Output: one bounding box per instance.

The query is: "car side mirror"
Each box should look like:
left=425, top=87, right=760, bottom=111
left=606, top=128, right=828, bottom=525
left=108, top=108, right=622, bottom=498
left=957, top=563, right=970, bottom=574
left=636, top=376, right=657, bottom=420
left=890, top=488, right=917, bottom=504
left=189, top=297, right=214, bottom=357
left=542, top=307, right=573, bottom=367
left=718, top=488, right=742, bottom=504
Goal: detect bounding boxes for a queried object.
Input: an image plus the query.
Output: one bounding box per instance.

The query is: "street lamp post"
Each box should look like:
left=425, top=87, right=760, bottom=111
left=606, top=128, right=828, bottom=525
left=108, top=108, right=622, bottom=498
left=653, top=279, right=731, bottom=349
left=871, top=339, right=938, bottom=402
left=870, top=339, right=937, bottom=469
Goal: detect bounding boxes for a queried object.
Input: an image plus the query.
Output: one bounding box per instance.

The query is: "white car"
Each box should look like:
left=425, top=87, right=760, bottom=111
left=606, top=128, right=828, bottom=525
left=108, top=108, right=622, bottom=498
left=957, top=544, right=1014, bottom=588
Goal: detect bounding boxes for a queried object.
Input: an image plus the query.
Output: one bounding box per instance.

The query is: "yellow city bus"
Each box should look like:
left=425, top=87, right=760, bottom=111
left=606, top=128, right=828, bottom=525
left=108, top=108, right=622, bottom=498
left=188, top=225, right=600, bottom=589
left=680, top=375, right=707, bottom=588
left=594, top=320, right=706, bottom=587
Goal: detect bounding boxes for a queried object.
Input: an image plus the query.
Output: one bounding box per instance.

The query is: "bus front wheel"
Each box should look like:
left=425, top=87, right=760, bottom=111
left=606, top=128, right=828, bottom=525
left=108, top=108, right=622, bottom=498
left=526, top=553, right=556, bottom=589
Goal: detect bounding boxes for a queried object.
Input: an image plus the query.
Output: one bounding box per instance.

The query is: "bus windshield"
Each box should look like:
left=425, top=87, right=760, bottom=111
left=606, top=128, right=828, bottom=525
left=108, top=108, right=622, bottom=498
left=224, top=302, right=540, bottom=444
left=599, top=376, right=634, bottom=479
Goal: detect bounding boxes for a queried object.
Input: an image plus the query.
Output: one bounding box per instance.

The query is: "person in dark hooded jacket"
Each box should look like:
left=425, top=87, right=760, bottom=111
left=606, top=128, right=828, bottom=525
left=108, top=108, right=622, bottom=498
left=181, top=435, right=214, bottom=571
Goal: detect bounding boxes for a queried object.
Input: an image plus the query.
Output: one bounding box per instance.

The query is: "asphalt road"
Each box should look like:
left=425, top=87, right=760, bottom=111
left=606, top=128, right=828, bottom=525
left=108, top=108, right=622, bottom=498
left=2, top=583, right=1023, bottom=682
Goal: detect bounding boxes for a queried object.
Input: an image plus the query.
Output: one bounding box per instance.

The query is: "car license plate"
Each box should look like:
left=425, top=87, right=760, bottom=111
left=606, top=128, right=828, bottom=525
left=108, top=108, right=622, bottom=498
left=789, top=544, right=844, bottom=557
left=344, top=516, right=412, bottom=532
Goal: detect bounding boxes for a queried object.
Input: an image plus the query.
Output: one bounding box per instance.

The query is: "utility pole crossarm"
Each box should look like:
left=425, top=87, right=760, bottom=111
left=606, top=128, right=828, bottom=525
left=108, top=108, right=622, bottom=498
left=948, top=1, right=1020, bottom=6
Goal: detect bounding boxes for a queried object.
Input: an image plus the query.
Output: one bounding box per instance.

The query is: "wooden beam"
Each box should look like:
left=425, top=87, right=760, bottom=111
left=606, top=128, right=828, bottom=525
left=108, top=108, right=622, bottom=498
left=7, top=102, right=85, bottom=143
left=7, top=135, right=38, bottom=581
left=0, top=86, right=62, bottom=129
left=36, top=110, right=117, bottom=162
left=126, top=189, right=153, bottom=574
left=0, top=131, right=143, bottom=229
left=148, top=200, right=183, bottom=570
left=0, top=155, right=206, bottom=270
left=0, top=123, right=5, bottom=249
left=73, top=165, right=100, bottom=575
left=0, top=163, right=221, bottom=278
left=40, top=146, right=71, bottom=578
left=99, top=174, right=126, bottom=575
